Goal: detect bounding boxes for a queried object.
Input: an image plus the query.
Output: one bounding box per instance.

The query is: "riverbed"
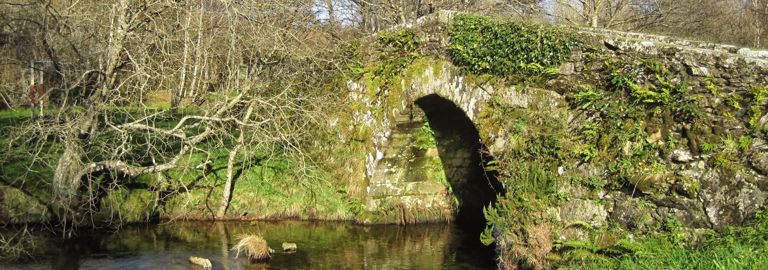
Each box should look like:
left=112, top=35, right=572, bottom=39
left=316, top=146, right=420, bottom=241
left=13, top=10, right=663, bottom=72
left=2, top=221, right=496, bottom=269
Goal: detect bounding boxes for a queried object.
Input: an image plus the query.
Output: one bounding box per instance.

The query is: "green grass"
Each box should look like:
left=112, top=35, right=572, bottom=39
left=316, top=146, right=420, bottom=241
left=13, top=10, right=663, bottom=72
left=564, top=212, right=768, bottom=270
left=156, top=144, right=359, bottom=221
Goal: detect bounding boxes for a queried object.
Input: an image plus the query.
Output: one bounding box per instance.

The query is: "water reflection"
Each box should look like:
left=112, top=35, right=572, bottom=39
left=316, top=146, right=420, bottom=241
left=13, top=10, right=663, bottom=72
left=3, top=221, right=495, bottom=270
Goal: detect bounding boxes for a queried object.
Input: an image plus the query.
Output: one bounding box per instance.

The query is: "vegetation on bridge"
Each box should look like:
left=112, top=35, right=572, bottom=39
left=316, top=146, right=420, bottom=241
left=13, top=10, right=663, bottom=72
left=448, top=14, right=576, bottom=77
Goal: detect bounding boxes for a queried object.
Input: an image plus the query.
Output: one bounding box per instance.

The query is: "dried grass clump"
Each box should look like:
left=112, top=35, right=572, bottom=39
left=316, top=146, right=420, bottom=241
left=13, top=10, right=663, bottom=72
left=188, top=256, right=212, bottom=268
left=233, top=235, right=272, bottom=262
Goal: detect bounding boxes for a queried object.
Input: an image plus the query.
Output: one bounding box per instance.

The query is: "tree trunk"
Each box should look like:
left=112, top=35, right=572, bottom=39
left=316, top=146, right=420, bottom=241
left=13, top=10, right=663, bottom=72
left=216, top=102, right=254, bottom=218
left=51, top=134, right=85, bottom=237
left=188, top=1, right=205, bottom=101
left=216, top=142, right=241, bottom=219
left=174, top=4, right=193, bottom=114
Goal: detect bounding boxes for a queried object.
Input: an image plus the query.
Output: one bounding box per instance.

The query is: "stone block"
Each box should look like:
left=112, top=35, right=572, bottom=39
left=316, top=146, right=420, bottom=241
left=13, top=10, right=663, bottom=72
left=559, top=199, right=608, bottom=228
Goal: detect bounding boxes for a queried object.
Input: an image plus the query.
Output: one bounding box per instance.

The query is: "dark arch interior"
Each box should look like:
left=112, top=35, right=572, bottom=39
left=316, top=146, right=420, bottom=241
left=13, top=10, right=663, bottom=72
left=414, top=94, right=505, bottom=233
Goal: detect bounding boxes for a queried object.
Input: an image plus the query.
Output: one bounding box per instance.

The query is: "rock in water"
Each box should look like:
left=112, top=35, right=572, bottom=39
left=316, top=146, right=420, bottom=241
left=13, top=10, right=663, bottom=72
left=282, top=242, right=298, bottom=252
left=189, top=256, right=212, bottom=268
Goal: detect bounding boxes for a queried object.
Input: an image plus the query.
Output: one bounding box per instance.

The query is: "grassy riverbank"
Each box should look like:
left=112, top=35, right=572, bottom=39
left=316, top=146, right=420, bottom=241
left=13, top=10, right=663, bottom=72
left=0, top=108, right=362, bottom=225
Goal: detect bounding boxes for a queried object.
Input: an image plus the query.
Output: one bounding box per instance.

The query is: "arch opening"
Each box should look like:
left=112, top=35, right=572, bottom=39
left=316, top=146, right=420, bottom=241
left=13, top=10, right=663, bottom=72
left=414, top=94, right=505, bottom=232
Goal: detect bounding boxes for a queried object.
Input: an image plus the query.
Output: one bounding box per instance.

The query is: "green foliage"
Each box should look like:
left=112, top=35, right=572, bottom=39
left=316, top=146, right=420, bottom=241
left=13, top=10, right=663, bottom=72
left=414, top=122, right=437, bottom=150
left=580, top=122, right=600, bottom=141
left=527, top=133, right=565, bottom=162
left=567, top=219, right=768, bottom=270
left=714, top=153, right=731, bottom=168
left=661, top=217, right=685, bottom=246
left=504, top=161, right=558, bottom=198
left=554, top=227, right=642, bottom=266
left=342, top=39, right=365, bottom=78
left=756, top=208, right=768, bottom=231
left=670, top=82, right=703, bottom=123
left=738, top=135, right=753, bottom=151
left=705, top=77, right=719, bottom=96
left=581, top=176, right=606, bottom=190
left=701, top=142, right=716, bottom=153
left=609, top=70, right=670, bottom=106
left=372, top=29, right=422, bottom=80
left=604, top=60, right=700, bottom=123
left=726, top=93, right=742, bottom=110
left=574, top=85, right=603, bottom=110
left=565, top=56, right=710, bottom=190
left=575, top=144, right=598, bottom=163
left=642, top=59, right=668, bottom=76
left=448, top=14, right=576, bottom=76
left=748, top=85, right=767, bottom=128
left=480, top=187, right=551, bottom=247
left=520, top=63, right=561, bottom=77
left=480, top=217, right=497, bottom=246
left=378, top=29, right=421, bottom=54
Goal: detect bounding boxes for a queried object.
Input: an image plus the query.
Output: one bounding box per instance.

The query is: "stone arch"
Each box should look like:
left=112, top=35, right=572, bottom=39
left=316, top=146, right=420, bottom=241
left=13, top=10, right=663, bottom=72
left=360, top=60, right=506, bottom=228
left=414, top=93, right=504, bottom=229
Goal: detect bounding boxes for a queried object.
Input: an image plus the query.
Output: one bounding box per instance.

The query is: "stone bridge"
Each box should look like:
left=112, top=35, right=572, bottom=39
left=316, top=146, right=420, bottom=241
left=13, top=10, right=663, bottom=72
left=349, top=11, right=768, bottom=233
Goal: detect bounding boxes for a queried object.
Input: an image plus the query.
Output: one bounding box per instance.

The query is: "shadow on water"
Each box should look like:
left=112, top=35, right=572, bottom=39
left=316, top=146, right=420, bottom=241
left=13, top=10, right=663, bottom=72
left=2, top=221, right=496, bottom=269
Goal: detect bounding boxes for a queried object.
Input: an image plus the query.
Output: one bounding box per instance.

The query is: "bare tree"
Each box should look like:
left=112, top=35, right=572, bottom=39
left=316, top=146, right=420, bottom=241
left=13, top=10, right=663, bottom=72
left=2, top=0, right=351, bottom=236
left=551, top=0, right=646, bottom=28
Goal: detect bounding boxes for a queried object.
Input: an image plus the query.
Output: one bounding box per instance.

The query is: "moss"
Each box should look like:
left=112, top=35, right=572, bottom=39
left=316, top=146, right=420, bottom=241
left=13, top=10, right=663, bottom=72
left=675, top=175, right=700, bottom=199
left=630, top=170, right=673, bottom=196
left=98, top=188, right=157, bottom=223
left=0, top=185, right=50, bottom=224
left=464, top=73, right=499, bottom=87
left=403, top=57, right=449, bottom=86
left=361, top=72, right=384, bottom=98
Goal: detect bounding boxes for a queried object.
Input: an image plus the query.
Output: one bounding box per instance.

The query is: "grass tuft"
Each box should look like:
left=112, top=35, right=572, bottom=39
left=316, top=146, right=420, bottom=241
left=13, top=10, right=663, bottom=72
left=232, top=234, right=272, bottom=262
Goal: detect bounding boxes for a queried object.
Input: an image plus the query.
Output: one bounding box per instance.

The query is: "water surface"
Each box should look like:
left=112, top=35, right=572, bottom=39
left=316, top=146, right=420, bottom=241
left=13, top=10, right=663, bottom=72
left=3, top=221, right=496, bottom=269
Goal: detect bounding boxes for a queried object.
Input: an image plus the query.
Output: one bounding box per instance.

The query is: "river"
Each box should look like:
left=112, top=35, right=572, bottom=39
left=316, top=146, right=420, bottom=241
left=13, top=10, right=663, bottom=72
left=2, top=221, right=496, bottom=269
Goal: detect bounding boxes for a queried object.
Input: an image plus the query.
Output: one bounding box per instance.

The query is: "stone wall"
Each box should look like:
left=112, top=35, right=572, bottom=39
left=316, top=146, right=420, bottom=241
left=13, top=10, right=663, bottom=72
left=556, top=27, right=768, bottom=231
left=349, top=10, right=768, bottom=242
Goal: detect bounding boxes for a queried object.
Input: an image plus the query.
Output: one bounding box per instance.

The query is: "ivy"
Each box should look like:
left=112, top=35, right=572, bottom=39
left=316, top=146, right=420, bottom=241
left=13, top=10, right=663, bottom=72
left=448, top=14, right=576, bottom=76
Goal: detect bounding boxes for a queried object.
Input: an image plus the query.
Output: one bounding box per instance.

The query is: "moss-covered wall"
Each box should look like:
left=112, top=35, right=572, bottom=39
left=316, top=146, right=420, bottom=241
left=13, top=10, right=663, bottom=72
left=345, top=11, right=768, bottom=269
